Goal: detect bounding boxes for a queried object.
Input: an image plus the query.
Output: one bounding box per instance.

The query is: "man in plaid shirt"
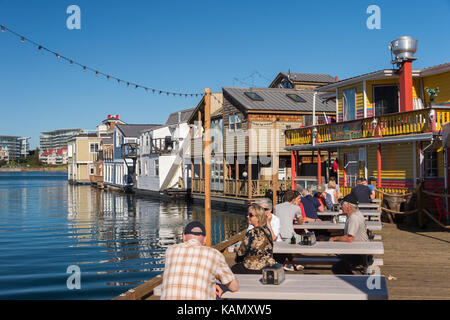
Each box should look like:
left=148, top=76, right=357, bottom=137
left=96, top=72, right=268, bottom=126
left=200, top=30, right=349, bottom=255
left=161, top=221, right=239, bottom=300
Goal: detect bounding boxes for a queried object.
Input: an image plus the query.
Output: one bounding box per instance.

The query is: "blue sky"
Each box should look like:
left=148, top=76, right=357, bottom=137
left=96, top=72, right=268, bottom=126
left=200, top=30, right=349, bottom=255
left=0, top=0, right=449, bottom=149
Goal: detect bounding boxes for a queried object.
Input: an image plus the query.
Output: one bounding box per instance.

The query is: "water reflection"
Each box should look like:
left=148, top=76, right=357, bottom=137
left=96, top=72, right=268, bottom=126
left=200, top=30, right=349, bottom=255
left=65, top=184, right=247, bottom=294
left=0, top=172, right=246, bottom=299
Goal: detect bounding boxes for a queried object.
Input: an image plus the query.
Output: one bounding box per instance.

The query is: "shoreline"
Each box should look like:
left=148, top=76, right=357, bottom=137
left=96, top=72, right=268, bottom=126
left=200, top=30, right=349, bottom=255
left=0, top=167, right=67, bottom=173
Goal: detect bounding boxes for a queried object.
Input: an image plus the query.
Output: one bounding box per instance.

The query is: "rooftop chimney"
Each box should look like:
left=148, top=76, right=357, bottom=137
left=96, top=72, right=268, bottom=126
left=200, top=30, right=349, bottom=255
left=389, top=36, right=418, bottom=113
left=116, top=114, right=119, bottom=119
left=108, top=115, right=111, bottom=119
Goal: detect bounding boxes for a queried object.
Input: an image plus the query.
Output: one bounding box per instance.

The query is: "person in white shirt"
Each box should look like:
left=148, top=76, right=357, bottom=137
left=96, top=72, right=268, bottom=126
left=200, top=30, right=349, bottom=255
left=247, top=198, right=282, bottom=242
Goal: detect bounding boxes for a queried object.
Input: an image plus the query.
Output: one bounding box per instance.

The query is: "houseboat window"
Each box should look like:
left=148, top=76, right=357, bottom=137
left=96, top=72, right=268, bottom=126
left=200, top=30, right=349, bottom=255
left=116, top=132, right=121, bottom=147
left=144, top=161, right=148, bottom=176
left=344, top=153, right=359, bottom=187
left=343, top=89, right=356, bottom=121
left=89, top=143, right=99, bottom=153
left=137, top=160, right=141, bottom=176
left=89, top=166, right=95, bottom=175
left=286, top=93, right=306, bottom=103
left=424, top=151, right=438, bottom=178
left=154, top=159, right=159, bottom=176
left=244, top=92, right=264, bottom=101
left=229, top=113, right=242, bottom=132
left=280, top=78, right=294, bottom=89
left=373, top=85, right=399, bottom=116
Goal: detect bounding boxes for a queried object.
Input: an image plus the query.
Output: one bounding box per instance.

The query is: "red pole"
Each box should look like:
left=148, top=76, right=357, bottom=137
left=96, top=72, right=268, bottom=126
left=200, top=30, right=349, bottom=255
left=377, top=144, right=382, bottom=189
left=291, top=150, right=296, bottom=190
left=318, top=149, right=322, bottom=185
left=399, top=61, right=413, bottom=112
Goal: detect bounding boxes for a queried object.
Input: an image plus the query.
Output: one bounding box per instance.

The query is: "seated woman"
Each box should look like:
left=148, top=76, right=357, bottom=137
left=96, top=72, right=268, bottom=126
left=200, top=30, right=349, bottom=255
left=231, top=203, right=276, bottom=274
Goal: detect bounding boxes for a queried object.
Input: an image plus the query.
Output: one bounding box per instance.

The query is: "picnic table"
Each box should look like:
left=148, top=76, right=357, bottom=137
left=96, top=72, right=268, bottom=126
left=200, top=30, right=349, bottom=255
left=294, top=221, right=382, bottom=231
left=273, top=240, right=384, bottom=255
left=221, top=274, right=388, bottom=300
left=319, top=210, right=380, bottom=217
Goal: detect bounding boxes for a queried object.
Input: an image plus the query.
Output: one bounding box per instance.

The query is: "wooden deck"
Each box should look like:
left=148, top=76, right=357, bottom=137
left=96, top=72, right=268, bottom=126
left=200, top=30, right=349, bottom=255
left=223, top=223, right=450, bottom=300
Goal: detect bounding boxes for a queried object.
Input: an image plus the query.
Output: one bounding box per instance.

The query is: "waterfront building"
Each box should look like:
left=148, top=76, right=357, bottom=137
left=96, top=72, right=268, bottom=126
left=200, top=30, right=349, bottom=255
left=90, top=115, right=125, bottom=188
left=0, top=147, right=9, bottom=162
left=0, top=135, right=28, bottom=160
left=103, top=123, right=160, bottom=191
left=189, top=87, right=336, bottom=208
left=40, top=128, right=84, bottom=151
left=18, top=137, right=30, bottom=158
left=39, top=147, right=68, bottom=165
left=135, top=108, right=194, bottom=198
left=67, top=132, right=102, bottom=184
left=285, top=38, right=450, bottom=208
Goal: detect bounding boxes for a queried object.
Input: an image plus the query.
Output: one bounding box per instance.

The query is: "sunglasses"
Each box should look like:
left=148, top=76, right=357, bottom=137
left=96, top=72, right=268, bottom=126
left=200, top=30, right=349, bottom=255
left=247, top=213, right=254, bottom=217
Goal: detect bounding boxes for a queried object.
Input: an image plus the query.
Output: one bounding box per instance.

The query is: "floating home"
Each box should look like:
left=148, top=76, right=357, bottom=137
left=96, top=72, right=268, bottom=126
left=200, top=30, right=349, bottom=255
left=285, top=38, right=449, bottom=211
left=103, top=123, right=160, bottom=192
left=134, top=108, right=194, bottom=198
left=189, top=85, right=336, bottom=208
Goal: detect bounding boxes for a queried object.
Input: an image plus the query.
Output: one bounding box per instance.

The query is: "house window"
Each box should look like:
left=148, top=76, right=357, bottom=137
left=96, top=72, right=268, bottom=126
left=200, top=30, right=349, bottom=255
left=89, top=165, right=95, bottom=175
left=144, top=161, right=148, bottom=176
left=343, top=89, right=356, bottom=121
left=244, top=91, right=264, bottom=101
left=116, top=132, right=121, bottom=147
left=137, top=160, right=141, bottom=176
left=229, top=113, right=242, bottom=132
left=373, top=85, right=399, bottom=116
left=286, top=93, right=306, bottom=103
left=344, top=153, right=359, bottom=187
left=155, top=159, right=159, bottom=176
left=89, top=143, right=99, bottom=153
left=424, top=151, right=438, bottom=178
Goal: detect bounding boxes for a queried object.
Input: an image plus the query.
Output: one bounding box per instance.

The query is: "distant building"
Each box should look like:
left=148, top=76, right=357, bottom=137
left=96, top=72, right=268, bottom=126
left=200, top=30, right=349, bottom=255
left=67, top=132, right=102, bottom=184
left=40, top=129, right=84, bottom=151
left=18, top=137, right=30, bottom=158
left=0, top=135, right=28, bottom=160
left=0, top=147, right=9, bottom=163
left=39, top=147, right=68, bottom=165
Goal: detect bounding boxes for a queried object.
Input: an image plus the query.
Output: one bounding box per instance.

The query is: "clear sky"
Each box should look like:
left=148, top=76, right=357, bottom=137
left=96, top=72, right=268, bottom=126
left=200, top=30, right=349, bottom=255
left=1, top=0, right=449, bottom=149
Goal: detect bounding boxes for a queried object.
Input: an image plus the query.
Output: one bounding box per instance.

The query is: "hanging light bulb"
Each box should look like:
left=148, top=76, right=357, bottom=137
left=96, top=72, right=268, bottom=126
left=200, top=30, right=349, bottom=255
left=107, top=75, right=110, bottom=80
left=1, top=26, right=5, bottom=32
left=56, top=53, right=60, bottom=59
left=83, top=66, right=86, bottom=71
left=95, top=71, right=99, bottom=76
left=117, top=79, right=121, bottom=84
left=21, top=37, right=25, bottom=43
left=37, top=45, right=42, bottom=51
left=135, top=85, right=138, bottom=89
left=70, top=60, right=73, bottom=65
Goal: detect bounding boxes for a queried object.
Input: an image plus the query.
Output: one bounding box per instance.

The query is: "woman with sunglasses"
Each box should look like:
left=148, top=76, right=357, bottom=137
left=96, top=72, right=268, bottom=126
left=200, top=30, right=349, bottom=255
left=231, top=203, right=276, bottom=274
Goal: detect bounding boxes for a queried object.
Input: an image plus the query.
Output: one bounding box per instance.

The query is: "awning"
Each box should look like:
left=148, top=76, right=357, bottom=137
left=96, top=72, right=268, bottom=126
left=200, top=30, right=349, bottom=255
left=285, top=133, right=435, bottom=151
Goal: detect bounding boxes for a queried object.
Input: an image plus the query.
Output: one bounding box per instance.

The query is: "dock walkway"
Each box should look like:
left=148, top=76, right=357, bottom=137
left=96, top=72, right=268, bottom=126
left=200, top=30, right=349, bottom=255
left=223, top=223, right=450, bottom=300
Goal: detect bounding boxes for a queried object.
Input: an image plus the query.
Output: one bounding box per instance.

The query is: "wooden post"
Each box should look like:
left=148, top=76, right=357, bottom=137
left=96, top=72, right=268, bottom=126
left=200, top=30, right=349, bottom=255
left=248, top=154, right=252, bottom=199
left=248, top=121, right=252, bottom=199
left=272, top=119, right=278, bottom=206
left=377, top=144, right=382, bottom=189
left=317, top=149, right=322, bottom=185
left=190, top=126, right=194, bottom=188
left=291, top=150, right=296, bottom=190
left=417, top=182, right=424, bottom=228
left=204, top=88, right=212, bottom=247
left=235, top=156, right=239, bottom=197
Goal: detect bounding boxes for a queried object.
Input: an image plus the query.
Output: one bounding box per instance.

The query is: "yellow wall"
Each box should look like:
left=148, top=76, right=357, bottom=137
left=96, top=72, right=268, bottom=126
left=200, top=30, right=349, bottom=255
left=422, top=72, right=450, bottom=106
left=76, top=138, right=101, bottom=162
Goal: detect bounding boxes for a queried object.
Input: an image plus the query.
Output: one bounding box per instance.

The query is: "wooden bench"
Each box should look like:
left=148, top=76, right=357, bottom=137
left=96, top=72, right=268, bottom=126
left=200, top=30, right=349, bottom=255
left=220, top=274, right=388, bottom=300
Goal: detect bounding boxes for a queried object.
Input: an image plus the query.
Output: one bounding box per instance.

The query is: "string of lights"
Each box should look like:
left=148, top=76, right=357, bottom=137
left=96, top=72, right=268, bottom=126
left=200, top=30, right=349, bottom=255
left=0, top=24, right=204, bottom=98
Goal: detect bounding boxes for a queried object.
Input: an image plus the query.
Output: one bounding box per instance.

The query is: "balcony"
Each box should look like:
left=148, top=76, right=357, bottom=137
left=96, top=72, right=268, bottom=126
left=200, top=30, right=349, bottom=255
left=285, top=107, right=450, bottom=146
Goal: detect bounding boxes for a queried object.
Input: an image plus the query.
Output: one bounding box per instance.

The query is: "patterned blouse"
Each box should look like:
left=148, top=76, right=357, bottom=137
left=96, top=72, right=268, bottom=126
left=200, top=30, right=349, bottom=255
left=236, top=225, right=276, bottom=270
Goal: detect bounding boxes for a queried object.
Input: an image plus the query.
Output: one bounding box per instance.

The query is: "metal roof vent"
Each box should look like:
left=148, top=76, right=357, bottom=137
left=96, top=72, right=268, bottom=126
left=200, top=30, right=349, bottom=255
left=389, top=36, right=418, bottom=65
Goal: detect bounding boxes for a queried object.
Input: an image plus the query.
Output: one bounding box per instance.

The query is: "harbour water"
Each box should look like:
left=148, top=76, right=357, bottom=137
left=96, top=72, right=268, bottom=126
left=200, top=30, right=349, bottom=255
left=0, top=172, right=247, bottom=299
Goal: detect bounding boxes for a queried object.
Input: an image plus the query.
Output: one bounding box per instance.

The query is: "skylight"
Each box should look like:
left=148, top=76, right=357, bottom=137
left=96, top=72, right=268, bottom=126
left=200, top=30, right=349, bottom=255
left=286, top=93, right=306, bottom=102
left=244, top=92, right=264, bottom=101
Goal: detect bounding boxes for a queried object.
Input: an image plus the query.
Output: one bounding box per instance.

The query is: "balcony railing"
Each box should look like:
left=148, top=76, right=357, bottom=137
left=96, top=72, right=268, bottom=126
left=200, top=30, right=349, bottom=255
left=192, top=178, right=292, bottom=198
left=285, top=107, right=450, bottom=146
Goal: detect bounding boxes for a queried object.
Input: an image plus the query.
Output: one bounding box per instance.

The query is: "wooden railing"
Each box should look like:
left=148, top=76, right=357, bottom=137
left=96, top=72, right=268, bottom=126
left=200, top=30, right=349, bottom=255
left=285, top=107, right=450, bottom=146
left=193, top=178, right=292, bottom=198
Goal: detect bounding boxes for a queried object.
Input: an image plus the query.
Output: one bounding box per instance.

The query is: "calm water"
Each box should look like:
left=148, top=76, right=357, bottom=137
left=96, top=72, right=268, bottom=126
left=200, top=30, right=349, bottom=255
left=0, top=172, right=247, bottom=299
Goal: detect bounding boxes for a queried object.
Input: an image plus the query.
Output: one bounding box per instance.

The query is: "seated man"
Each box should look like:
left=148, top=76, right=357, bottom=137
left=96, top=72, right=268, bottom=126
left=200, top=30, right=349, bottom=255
left=315, top=184, right=333, bottom=211
left=301, top=188, right=323, bottom=221
left=161, top=221, right=239, bottom=300
left=274, top=190, right=305, bottom=271
left=329, top=194, right=370, bottom=274
left=350, top=178, right=373, bottom=204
